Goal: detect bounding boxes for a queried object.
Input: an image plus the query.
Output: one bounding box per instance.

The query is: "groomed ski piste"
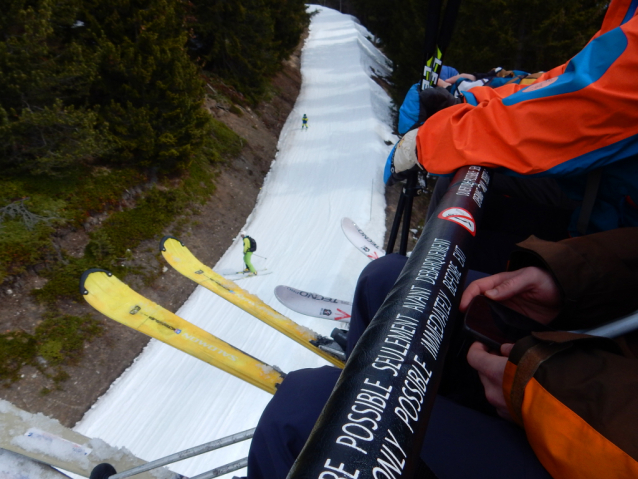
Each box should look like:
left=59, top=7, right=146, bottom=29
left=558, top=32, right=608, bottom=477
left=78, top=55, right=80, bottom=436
left=65, top=6, right=395, bottom=478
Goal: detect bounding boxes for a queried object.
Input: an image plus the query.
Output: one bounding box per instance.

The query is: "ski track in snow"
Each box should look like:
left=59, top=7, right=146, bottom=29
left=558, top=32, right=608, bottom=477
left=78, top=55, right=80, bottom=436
left=68, top=6, right=396, bottom=478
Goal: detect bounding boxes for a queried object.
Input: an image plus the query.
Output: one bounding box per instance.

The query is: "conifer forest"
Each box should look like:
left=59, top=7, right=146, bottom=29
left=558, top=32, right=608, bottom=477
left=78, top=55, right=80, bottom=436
left=0, top=0, right=606, bottom=400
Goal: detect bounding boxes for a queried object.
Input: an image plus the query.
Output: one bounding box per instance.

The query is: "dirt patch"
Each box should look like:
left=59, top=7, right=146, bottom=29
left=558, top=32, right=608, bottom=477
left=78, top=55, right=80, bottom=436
left=0, top=38, right=304, bottom=427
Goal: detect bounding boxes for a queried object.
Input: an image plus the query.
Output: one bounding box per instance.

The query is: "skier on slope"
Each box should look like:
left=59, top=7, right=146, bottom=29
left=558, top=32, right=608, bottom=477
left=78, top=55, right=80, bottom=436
left=301, top=113, right=308, bottom=130
left=240, top=232, right=257, bottom=275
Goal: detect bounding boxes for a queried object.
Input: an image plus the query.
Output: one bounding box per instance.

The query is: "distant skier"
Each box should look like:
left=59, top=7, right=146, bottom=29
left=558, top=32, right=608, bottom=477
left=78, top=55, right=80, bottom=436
left=240, top=232, right=257, bottom=275
left=301, top=114, right=308, bottom=130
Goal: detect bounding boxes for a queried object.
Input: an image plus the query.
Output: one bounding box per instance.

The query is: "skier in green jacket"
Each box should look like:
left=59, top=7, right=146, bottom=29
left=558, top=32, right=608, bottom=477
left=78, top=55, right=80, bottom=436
left=240, top=232, right=257, bottom=275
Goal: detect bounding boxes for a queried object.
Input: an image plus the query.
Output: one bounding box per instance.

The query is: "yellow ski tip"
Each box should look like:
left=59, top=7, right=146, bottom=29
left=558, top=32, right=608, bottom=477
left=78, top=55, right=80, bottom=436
left=159, top=235, right=183, bottom=253
left=79, top=268, right=113, bottom=296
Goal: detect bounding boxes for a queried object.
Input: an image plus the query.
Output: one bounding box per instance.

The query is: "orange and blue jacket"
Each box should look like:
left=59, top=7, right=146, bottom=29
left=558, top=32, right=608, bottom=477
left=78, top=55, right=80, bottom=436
left=503, top=229, right=638, bottom=478
left=416, top=0, right=638, bottom=235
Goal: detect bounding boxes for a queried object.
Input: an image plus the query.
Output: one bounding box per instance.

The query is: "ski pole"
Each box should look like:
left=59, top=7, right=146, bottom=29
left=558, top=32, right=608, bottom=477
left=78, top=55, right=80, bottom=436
left=190, top=458, right=247, bottom=479
left=252, top=253, right=267, bottom=259
left=108, top=429, right=255, bottom=479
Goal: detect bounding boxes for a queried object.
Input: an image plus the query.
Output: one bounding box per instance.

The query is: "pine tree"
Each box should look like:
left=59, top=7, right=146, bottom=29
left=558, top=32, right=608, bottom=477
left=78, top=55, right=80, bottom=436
left=189, top=0, right=308, bottom=103
left=188, top=0, right=276, bottom=102
left=78, top=0, right=212, bottom=172
left=348, top=0, right=607, bottom=105
left=445, top=0, right=606, bottom=73
left=0, top=0, right=104, bottom=175
left=266, top=0, right=309, bottom=61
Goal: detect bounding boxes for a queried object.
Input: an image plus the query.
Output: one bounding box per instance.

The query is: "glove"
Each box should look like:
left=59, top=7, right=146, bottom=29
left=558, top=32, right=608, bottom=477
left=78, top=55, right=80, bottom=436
left=386, top=128, right=422, bottom=186
left=417, top=86, right=461, bottom=124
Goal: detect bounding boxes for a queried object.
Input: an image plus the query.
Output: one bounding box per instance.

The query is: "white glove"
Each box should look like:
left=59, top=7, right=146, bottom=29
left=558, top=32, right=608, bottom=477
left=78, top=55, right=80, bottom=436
left=388, top=129, right=422, bottom=185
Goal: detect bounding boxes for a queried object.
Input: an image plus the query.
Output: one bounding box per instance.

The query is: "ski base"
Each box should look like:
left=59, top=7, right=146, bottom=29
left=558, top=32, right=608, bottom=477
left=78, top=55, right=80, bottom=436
left=274, top=285, right=352, bottom=324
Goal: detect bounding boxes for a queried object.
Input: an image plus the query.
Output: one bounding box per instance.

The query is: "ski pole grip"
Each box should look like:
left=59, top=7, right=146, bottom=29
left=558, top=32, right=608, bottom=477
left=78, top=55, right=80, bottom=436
left=287, top=166, right=492, bottom=479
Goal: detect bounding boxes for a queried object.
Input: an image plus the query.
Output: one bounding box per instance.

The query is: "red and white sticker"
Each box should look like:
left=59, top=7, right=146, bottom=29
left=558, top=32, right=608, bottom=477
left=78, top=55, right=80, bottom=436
left=438, top=207, right=476, bottom=236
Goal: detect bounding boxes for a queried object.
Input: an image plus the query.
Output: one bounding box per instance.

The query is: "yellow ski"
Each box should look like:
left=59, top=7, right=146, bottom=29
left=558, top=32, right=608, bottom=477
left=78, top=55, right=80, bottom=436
left=80, top=269, right=284, bottom=394
left=160, top=236, right=345, bottom=368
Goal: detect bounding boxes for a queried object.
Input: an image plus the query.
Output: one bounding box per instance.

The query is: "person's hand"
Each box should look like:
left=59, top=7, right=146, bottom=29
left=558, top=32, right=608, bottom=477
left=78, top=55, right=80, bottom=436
left=460, top=267, right=562, bottom=325
left=387, top=129, right=422, bottom=185
left=388, top=87, right=461, bottom=185
left=467, top=341, right=514, bottom=420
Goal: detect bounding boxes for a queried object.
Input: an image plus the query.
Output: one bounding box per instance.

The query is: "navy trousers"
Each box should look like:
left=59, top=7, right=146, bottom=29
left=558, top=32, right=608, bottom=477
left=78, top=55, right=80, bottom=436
left=247, top=254, right=551, bottom=479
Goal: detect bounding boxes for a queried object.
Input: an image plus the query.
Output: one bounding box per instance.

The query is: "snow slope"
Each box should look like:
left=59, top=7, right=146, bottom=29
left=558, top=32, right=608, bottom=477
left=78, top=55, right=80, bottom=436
left=74, top=6, right=395, bottom=477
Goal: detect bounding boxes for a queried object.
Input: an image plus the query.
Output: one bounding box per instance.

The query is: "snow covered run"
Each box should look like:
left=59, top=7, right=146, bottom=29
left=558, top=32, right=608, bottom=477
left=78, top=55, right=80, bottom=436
left=74, top=6, right=395, bottom=478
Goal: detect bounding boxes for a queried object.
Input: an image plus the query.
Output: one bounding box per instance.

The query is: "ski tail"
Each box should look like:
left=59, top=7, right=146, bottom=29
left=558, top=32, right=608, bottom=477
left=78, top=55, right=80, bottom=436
left=421, top=0, right=443, bottom=89
left=341, top=217, right=385, bottom=261
left=80, top=268, right=284, bottom=394
left=159, top=236, right=345, bottom=368
left=222, top=269, right=272, bottom=281
left=274, top=285, right=352, bottom=324
left=420, top=0, right=461, bottom=90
